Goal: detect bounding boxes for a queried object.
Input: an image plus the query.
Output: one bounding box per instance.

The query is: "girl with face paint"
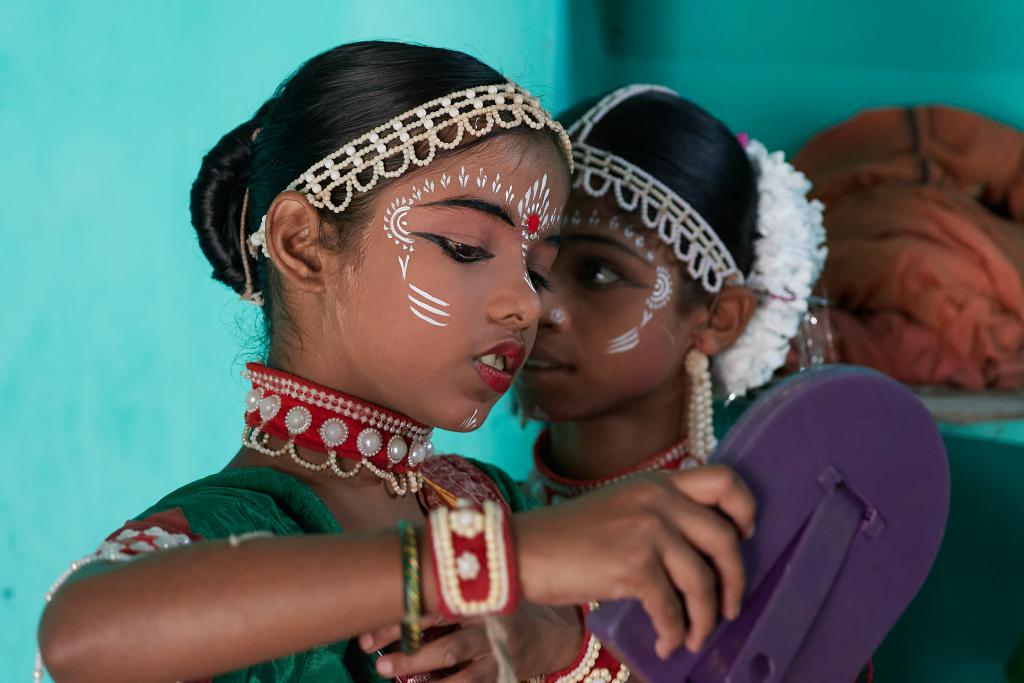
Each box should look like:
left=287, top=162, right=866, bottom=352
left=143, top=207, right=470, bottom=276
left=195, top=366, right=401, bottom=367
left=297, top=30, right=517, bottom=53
left=36, top=52, right=757, bottom=683
left=513, top=86, right=828, bottom=682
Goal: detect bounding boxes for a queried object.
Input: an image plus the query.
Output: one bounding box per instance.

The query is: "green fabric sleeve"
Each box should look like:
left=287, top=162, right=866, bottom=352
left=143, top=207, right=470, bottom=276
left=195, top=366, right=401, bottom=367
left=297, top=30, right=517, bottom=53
left=130, top=468, right=388, bottom=682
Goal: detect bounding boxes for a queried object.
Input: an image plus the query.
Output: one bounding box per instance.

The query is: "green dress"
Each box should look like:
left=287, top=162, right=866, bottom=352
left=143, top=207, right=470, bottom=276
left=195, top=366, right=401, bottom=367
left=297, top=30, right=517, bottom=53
left=94, top=459, right=530, bottom=682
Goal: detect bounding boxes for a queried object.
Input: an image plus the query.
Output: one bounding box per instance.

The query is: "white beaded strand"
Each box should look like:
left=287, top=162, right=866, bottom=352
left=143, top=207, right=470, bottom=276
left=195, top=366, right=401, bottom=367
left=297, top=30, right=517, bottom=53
left=685, top=349, right=717, bottom=462
left=571, top=142, right=742, bottom=294
left=536, top=438, right=697, bottom=499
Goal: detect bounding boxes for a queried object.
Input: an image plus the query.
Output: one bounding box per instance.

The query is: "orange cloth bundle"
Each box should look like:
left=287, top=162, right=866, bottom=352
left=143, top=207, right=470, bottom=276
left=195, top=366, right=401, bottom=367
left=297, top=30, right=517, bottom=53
left=793, top=106, right=1024, bottom=388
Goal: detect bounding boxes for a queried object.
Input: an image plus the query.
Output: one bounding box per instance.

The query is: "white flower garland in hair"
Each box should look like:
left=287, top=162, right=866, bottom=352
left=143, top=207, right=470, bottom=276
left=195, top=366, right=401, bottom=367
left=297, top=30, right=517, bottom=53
left=712, top=139, right=828, bottom=397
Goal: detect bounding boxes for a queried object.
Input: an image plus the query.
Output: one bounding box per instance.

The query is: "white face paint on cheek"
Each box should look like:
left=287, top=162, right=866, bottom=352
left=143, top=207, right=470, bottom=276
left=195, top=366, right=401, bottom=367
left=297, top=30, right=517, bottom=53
left=604, top=255, right=675, bottom=354
left=607, top=326, right=641, bottom=354
left=383, top=179, right=454, bottom=329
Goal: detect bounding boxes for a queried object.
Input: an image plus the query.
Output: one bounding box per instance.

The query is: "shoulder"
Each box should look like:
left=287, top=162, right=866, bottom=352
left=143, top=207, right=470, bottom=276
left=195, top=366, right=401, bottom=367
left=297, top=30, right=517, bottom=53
left=133, top=467, right=339, bottom=540
left=420, top=455, right=535, bottom=512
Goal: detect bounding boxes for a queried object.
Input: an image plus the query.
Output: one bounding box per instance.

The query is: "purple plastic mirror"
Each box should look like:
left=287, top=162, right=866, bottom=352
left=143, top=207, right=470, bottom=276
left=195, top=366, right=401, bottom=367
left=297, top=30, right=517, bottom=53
left=587, top=365, right=950, bottom=682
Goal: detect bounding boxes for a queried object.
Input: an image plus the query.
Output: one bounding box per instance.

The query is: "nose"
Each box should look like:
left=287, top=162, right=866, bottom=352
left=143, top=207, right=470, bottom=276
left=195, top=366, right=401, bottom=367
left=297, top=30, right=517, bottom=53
left=486, top=263, right=543, bottom=333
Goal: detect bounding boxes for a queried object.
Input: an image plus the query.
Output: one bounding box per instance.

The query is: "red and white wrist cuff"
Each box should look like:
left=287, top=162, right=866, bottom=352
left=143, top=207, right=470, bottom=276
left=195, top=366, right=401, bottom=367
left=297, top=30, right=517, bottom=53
left=544, top=604, right=631, bottom=683
left=428, top=499, right=519, bottom=618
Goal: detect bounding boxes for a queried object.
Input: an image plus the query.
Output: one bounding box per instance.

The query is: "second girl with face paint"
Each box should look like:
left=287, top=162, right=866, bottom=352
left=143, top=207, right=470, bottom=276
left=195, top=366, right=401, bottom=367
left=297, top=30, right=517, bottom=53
left=509, top=86, right=829, bottom=682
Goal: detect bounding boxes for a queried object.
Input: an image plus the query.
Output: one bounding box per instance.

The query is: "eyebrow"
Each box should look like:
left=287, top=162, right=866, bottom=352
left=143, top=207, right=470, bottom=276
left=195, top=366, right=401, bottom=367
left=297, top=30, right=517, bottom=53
left=421, top=197, right=514, bottom=227
left=563, top=233, right=652, bottom=267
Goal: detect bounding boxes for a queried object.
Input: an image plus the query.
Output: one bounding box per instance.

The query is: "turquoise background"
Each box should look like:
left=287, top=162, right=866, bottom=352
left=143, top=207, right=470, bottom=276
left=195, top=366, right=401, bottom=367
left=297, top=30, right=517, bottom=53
left=2, top=0, right=1022, bottom=679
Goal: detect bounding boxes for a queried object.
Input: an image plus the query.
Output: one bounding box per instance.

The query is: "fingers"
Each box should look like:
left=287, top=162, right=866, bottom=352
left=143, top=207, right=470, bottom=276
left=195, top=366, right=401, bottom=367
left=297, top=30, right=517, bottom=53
left=359, top=614, right=448, bottom=654
left=358, top=622, right=401, bottom=653
left=437, top=655, right=496, bottom=683
left=668, top=465, right=757, bottom=539
left=662, top=497, right=746, bottom=622
left=374, top=623, right=489, bottom=678
left=632, top=553, right=689, bottom=660
left=654, top=518, right=720, bottom=653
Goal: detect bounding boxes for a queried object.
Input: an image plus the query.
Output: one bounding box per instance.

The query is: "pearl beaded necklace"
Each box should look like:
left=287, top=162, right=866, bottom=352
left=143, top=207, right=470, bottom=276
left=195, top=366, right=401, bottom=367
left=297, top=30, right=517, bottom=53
left=242, top=363, right=435, bottom=497
left=532, top=434, right=700, bottom=502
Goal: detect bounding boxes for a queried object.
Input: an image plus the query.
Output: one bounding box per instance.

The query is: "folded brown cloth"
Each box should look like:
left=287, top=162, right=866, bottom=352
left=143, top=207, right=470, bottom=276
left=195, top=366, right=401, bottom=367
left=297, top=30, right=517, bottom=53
left=793, top=106, right=1024, bottom=389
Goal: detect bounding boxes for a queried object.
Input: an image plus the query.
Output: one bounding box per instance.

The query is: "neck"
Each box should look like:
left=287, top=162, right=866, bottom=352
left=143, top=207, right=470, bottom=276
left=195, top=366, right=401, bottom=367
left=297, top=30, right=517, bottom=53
left=545, top=387, right=688, bottom=481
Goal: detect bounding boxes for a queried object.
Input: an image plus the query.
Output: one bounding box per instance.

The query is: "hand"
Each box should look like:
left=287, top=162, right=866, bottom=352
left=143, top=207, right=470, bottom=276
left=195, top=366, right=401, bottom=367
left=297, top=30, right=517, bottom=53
left=360, top=604, right=583, bottom=681
left=515, top=465, right=757, bottom=658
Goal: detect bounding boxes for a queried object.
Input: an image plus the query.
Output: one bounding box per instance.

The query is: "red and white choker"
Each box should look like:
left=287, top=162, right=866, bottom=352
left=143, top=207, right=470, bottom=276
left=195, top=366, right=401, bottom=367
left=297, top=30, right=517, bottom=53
left=242, top=363, right=435, bottom=496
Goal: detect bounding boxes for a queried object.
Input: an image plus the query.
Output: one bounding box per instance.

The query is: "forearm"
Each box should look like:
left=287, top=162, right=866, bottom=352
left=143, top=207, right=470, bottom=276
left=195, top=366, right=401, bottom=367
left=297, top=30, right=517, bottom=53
left=39, top=530, right=439, bottom=683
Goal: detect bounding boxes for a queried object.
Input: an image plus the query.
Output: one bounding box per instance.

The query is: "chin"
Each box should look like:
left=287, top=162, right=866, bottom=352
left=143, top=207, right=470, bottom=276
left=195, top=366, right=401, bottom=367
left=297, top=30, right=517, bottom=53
left=434, top=400, right=494, bottom=433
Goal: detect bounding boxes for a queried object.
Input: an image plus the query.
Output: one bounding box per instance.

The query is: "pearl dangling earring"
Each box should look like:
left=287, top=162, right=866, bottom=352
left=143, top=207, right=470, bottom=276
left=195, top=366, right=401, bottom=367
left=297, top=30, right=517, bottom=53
left=685, top=349, right=716, bottom=462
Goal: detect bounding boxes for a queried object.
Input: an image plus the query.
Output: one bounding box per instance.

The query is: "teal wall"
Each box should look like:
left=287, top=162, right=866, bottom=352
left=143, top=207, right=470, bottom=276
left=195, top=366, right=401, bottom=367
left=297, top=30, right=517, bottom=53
left=563, top=0, right=1024, bottom=152
left=3, top=0, right=1022, bottom=679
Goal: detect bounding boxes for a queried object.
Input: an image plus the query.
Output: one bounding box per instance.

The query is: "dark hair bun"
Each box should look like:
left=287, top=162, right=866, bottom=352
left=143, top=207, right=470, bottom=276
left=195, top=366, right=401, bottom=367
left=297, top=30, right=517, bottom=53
left=190, top=116, right=262, bottom=294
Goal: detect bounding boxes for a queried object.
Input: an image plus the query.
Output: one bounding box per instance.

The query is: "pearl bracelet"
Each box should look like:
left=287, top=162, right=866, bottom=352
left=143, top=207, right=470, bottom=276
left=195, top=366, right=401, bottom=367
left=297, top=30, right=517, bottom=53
left=428, top=499, right=519, bottom=618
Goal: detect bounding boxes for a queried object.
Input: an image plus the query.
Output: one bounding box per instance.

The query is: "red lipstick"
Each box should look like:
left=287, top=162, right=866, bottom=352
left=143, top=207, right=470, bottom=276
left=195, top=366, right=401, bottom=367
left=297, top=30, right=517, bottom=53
left=474, top=341, right=525, bottom=394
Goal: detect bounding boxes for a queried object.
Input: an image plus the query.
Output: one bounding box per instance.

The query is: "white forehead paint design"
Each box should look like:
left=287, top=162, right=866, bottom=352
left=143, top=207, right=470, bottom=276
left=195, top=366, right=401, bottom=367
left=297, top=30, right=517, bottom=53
left=646, top=266, right=673, bottom=310
left=384, top=198, right=415, bottom=250
left=521, top=242, right=535, bottom=293
left=516, top=172, right=563, bottom=294
left=518, top=173, right=552, bottom=238
left=386, top=164, right=561, bottom=328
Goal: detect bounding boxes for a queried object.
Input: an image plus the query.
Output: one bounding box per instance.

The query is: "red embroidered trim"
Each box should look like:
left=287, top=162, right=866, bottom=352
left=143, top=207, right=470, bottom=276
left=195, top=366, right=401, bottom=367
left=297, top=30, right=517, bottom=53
left=244, top=362, right=431, bottom=475
left=98, top=508, right=202, bottom=559
left=418, top=455, right=511, bottom=513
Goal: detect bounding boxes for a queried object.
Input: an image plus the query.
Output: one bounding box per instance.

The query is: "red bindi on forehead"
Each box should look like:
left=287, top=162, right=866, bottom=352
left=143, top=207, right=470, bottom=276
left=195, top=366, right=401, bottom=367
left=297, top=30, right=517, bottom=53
left=527, top=213, right=540, bottom=235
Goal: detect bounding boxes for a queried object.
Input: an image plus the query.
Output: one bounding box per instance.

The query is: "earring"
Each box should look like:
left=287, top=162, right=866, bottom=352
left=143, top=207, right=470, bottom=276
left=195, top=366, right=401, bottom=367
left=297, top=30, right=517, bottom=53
left=685, top=349, right=716, bottom=462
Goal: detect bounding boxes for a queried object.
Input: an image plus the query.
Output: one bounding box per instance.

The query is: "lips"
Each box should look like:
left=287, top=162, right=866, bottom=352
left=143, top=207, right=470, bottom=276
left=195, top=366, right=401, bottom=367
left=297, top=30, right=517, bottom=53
left=523, top=349, right=573, bottom=372
left=474, top=341, right=525, bottom=394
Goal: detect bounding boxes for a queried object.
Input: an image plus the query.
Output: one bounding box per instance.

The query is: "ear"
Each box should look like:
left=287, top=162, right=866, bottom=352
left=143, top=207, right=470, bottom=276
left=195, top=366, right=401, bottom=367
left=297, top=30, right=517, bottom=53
left=692, top=285, right=757, bottom=356
left=264, top=191, right=327, bottom=294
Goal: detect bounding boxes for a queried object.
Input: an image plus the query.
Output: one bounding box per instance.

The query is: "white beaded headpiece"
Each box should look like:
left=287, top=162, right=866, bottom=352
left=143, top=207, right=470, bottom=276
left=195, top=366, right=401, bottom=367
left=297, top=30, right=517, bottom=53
left=290, top=83, right=571, bottom=213
left=242, top=82, right=571, bottom=305
left=569, top=84, right=827, bottom=397
left=568, top=84, right=743, bottom=293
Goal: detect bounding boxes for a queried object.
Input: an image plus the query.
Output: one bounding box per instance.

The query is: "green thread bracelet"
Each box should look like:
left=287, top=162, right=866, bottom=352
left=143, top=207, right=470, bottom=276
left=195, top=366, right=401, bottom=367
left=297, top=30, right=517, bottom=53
left=398, top=519, right=422, bottom=653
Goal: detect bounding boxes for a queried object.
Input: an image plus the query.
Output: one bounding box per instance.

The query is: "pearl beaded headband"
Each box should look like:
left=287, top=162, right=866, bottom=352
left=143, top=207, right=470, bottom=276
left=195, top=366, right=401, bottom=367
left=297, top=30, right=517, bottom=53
left=242, top=82, right=571, bottom=305
left=288, top=82, right=571, bottom=214
left=567, top=84, right=744, bottom=293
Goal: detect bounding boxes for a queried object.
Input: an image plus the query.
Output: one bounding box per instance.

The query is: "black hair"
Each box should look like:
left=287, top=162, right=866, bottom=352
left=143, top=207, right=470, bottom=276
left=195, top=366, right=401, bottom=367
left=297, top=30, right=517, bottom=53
left=190, top=41, right=561, bottom=324
left=562, top=89, right=758, bottom=302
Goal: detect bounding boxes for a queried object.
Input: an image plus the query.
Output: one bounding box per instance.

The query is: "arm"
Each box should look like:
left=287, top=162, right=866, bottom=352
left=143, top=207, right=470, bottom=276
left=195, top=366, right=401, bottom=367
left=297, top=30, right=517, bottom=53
left=41, top=466, right=756, bottom=683
left=39, top=531, right=431, bottom=683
